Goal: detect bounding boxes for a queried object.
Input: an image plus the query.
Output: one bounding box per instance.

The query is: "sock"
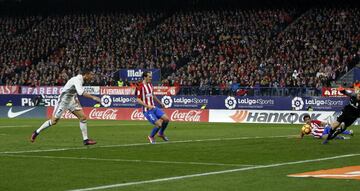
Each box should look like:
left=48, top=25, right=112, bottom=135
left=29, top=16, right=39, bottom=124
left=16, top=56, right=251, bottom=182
left=334, top=136, right=345, bottom=140
left=159, top=121, right=169, bottom=135
left=36, top=120, right=52, bottom=134
left=341, top=130, right=352, bottom=135
left=80, top=120, right=88, bottom=140
left=328, top=126, right=347, bottom=140
left=150, top=127, right=160, bottom=137
left=326, top=128, right=336, bottom=140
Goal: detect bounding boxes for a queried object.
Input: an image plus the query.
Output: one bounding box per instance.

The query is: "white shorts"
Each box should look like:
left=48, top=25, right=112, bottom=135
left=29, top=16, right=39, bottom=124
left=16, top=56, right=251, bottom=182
left=53, top=97, right=82, bottom=119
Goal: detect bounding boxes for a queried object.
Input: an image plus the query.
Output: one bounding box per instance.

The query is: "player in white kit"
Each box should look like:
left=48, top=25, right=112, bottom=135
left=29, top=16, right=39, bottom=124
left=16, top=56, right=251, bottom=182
left=30, top=69, right=101, bottom=145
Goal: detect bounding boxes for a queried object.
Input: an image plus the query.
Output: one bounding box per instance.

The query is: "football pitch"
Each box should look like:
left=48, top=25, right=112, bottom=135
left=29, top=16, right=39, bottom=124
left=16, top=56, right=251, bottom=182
left=0, top=119, right=359, bottom=191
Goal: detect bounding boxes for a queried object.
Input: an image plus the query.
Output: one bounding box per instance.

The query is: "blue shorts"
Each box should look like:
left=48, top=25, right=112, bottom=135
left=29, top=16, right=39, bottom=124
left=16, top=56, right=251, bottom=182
left=323, top=126, right=331, bottom=135
left=143, top=107, right=165, bottom=125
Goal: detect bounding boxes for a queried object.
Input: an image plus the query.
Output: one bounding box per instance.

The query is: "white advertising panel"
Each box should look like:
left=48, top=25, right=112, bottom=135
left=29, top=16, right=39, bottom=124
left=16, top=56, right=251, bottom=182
left=209, top=109, right=336, bottom=124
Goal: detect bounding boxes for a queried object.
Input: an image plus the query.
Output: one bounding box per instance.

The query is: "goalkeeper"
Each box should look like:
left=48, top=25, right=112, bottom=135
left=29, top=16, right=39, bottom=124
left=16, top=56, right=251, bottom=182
left=323, top=87, right=359, bottom=144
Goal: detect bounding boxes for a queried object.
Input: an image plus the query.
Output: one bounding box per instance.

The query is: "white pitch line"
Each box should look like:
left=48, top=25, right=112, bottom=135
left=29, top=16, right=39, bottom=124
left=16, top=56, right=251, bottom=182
left=0, top=135, right=297, bottom=154
left=288, top=174, right=360, bottom=178
left=0, top=123, right=148, bottom=129
left=1, top=154, right=255, bottom=167
left=68, top=153, right=360, bottom=191
left=0, top=125, right=32, bottom=129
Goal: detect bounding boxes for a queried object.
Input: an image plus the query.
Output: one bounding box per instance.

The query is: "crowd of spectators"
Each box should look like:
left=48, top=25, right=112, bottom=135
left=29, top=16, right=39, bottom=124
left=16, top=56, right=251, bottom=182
left=167, top=8, right=360, bottom=96
left=164, top=9, right=296, bottom=95
left=1, top=12, right=163, bottom=86
left=0, top=8, right=359, bottom=96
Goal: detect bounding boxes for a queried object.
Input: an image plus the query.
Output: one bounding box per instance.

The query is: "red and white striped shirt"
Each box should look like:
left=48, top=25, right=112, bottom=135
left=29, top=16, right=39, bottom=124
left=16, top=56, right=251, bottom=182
left=310, top=120, right=325, bottom=138
left=136, top=82, right=155, bottom=112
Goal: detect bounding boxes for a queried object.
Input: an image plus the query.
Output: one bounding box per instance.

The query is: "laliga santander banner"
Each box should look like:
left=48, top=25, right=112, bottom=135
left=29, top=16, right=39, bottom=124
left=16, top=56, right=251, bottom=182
left=46, top=107, right=209, bottom=122
left=0, top=94, right=347, bottom=111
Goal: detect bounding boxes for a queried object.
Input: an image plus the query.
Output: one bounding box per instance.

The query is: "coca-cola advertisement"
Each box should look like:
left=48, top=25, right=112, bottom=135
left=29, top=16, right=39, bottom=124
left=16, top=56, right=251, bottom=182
left=59, top=110, right=78, bottom=119
left=130, top=108, right=146, bottom=120
left=46, top=107, right=209, bottom=122
left=169, top=109, right=206, bottom=122
left=47, top=107, right=120, bottom=120
left=88, top=108, right=119, bottom=120
left=127, top=108, right=208, bottom=122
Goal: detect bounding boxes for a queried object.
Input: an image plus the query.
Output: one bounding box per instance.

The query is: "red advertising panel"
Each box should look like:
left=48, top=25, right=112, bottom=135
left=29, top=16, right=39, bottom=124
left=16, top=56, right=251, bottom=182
left=0, top=86, right=20, bottom=94
left=47, top=107, right=209, bottom=122
left=168, top=109, right=208, bottom=122
left=322, top=87, right=353, bottom=97
left=153, top=86, right=180, bottom=96
left=99, top=86, right=179, bottom=96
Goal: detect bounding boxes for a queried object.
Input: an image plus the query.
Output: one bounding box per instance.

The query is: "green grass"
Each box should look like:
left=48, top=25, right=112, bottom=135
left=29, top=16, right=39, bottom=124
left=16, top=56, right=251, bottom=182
left=0, top=118, right=359, bottom=191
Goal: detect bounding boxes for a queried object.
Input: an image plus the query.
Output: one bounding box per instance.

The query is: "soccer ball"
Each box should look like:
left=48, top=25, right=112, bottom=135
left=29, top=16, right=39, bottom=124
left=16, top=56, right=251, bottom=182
left=302, top=124, right=311, bottom=135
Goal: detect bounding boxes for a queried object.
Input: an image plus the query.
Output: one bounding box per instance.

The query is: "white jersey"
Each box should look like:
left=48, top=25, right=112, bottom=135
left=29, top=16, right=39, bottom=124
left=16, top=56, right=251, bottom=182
left=53, top=75, right=85, bottom=118
left=58, top=75, right=85, bottom=104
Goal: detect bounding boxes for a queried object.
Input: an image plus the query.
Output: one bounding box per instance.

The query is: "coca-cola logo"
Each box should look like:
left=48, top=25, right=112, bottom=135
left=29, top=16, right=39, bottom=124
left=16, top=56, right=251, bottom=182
left=131, top=109, right=145, bottom=120
left=62, top=110, right=77, bottom=119
left=89, top=108, right=118, bottom=120
left=170, top=110, right=202, bottom=122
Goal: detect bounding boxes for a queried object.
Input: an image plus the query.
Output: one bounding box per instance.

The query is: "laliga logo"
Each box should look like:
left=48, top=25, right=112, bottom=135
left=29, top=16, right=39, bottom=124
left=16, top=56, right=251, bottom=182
left=225, top=96, right=237, bottom=109
left=292, top=97, right=304, bottom=110
left=101, top=95, right=112, bottom=107
left=161, top=96, right=173, bottom=108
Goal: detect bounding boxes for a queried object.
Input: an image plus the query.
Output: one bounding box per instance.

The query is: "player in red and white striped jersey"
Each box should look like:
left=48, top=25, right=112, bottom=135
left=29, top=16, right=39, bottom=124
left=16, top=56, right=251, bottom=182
left=300, top=114, right=353, bottom=139
left=136, top=71, right=170, bottom=144
left=307, top=119, right=327, bottom=138
left=136, top=80, right=156, bottom=112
